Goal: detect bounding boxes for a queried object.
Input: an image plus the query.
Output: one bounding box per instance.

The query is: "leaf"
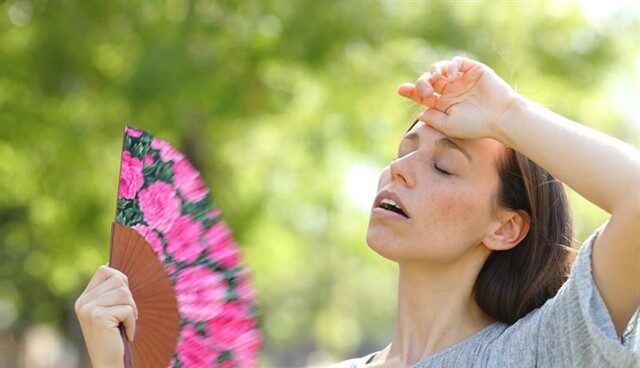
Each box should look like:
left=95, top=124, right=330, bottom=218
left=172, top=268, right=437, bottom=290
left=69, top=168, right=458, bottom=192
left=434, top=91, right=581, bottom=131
left=124, top=133, right=152, bottom=160
left=142, top=160, right=174, bottom=186
left=181, top=195, right=216, bottom=225
left=116, top=198, right=145, bottom=226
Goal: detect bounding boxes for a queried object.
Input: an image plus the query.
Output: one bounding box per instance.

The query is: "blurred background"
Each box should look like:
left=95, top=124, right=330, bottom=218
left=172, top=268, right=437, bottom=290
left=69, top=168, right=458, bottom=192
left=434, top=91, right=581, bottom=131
left=1, top=0, right=638, bottom=367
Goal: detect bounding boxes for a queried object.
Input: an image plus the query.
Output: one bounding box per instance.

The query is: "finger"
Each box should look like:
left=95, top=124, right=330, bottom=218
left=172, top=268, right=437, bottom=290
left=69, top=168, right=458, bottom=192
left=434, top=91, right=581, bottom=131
left=414, top=73, right=434, bottom=100
left=91, top=287, right=138, bottom=320
left=397, top=82, right=438, bottom=108
left=430, top=61, right=451, bottom=81
left=418, top=108, right=450, bottom=133
left=102, top=305, right=137, bottom=342
left=83, top=273, right=130, bottom=302
left=448, top=59, right=460, bottom=82
left=422, top=94, right=439, bottom=108
left=397, top=83, right=417, bottom=99
left=431, top=77, right=449, bottom=95
left=451, top=56, right=482, bottom=73
left=83, top=265, right=128, bottom=294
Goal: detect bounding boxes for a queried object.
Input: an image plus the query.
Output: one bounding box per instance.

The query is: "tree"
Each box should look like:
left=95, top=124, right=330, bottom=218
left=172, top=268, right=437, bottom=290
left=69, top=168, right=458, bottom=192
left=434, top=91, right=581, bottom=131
left=1, top=1, right=636, bottom=366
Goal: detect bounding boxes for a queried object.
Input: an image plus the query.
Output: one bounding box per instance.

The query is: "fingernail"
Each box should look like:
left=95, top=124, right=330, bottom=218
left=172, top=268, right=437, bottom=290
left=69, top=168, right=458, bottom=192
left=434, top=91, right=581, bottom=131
left=422, top=87, right=430, bottom=97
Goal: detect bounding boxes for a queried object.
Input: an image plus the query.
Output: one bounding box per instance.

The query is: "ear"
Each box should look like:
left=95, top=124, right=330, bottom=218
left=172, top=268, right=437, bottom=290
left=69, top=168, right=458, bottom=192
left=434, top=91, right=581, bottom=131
left=483, top=209, right=531, bottom=251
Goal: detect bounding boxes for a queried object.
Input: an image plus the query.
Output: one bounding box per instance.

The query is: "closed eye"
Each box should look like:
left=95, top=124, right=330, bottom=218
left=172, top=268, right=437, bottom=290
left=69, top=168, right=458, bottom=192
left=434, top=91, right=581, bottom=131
left=392, top=155, right=452, bottom=176
left=434, top=164, right=452, bottom=176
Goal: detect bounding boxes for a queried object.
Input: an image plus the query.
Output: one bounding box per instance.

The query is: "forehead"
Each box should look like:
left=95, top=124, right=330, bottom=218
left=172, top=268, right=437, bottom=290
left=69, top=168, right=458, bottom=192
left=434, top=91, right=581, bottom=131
left=406, top=121, right=506, bottom=164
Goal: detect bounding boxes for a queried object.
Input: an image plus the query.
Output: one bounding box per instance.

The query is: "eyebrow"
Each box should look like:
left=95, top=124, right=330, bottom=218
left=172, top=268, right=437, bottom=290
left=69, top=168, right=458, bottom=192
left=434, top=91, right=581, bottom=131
left=404, top=132, right=474, bottom=163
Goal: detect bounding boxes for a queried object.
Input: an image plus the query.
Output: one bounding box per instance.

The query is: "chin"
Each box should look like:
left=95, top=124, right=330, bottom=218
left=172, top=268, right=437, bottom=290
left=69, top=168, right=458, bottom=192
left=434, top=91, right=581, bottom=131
left=365, top=225, right=407, bottom=262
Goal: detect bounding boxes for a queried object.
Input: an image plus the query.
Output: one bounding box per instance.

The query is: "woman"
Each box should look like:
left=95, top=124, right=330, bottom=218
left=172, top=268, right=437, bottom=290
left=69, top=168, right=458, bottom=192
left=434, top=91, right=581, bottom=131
left=75, top=57, right=640, bottom=368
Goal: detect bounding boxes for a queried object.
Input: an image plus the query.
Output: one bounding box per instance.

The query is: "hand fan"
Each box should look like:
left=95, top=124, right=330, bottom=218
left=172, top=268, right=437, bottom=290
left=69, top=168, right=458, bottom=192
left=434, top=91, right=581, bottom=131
left=109, top=125, right=262, bottom=368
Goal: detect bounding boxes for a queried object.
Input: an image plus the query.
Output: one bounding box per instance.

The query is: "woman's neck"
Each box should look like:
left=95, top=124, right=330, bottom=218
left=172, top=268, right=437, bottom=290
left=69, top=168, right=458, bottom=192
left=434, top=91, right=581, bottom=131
left=373, top=251, right=496, bottom=367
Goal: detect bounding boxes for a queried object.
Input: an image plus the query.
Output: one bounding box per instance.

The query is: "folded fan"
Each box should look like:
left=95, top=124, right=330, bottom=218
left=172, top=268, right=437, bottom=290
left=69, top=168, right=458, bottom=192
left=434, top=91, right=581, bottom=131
left=110, top=126, right=262, bottom=367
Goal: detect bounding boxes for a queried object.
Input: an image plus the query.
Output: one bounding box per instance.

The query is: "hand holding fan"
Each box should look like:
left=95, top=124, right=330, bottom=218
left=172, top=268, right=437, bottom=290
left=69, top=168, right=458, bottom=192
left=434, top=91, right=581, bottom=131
left=110, top=126, right=261, bottom=367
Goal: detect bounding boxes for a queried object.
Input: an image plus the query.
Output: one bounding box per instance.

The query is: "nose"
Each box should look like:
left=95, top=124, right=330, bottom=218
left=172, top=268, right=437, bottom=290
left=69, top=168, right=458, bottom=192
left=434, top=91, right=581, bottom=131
left=389, top=155, right=415, bottom=187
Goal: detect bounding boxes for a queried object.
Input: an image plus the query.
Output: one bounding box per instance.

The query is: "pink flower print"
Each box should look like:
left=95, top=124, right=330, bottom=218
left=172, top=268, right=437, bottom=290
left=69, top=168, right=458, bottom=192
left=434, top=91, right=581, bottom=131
left=235, top=269, right=258, bottom=304
left=175, top=265, right=227, bottom=322
left=176, top=325, right=216, bottom=367
left=143, top=153, right=155, bottom=167
left=164, top=262, right=177, bottom=278
left=207, top=302, right=256, bottom=351
left=173, top=158, right=209, bottom=202
left=118, top=151, right=144, bottom=199
left=207, top=208, right=222, bottom=221
left=166, top=215, right=203, bottom=263
left=151, top=138, right=183, bottom=163
left=132, top=224, right=163, bottom=256
left=137, top=181, right=180, bottom=232
left=125, top=127, right=144, bottom=138
left=233, top=329, right=261, bottom=368
left=205, top=222, right=240, bottom=268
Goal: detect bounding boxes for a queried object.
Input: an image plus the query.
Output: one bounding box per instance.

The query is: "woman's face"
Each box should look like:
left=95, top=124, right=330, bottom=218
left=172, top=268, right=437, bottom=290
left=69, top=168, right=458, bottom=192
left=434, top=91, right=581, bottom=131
left=366, top=120, right=509, bottom=264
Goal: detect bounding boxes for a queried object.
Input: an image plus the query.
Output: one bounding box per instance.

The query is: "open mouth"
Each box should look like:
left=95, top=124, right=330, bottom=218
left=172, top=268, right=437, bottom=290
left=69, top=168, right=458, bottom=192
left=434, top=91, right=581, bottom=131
left=378, top=199, right=409, bottom=218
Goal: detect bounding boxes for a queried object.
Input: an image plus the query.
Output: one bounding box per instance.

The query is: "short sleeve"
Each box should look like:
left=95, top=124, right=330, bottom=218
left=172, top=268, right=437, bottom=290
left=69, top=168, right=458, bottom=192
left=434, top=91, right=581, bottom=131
left=534, top=220, right=640, bottom=367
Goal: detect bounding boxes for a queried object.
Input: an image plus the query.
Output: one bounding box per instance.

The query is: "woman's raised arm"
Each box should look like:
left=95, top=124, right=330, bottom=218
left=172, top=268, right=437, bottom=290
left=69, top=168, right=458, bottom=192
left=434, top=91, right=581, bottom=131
left=398, top=56, right=640, bottom=338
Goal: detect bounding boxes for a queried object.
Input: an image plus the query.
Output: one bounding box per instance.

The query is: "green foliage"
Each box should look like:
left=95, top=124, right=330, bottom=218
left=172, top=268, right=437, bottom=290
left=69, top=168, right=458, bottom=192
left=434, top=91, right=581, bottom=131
left=1, top=0, right=636, bottom=366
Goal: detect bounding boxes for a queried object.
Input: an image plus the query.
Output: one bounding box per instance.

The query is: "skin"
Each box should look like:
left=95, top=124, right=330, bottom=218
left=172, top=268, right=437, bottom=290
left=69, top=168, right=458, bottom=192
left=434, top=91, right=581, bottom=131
left=364, top=56, right=639, bottom=366
left=75, top=265, right=137, bottom=368
left=366, top=122, right=530, bottom=367
left=75, top=56, right=639, bottom=368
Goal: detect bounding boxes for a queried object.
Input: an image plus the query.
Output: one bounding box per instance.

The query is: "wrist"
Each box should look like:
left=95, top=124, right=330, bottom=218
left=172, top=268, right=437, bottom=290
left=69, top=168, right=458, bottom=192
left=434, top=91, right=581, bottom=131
left=492, top=92, right=530, bottom=147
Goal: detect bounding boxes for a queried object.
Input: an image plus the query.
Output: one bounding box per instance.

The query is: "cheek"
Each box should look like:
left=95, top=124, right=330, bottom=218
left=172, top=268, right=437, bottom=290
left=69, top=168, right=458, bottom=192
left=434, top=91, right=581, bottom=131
left=409, top=187, right=488, bottom=258
left=431, top=190, right=479, bottom=223
left=419, top=183, right=477, bottom=223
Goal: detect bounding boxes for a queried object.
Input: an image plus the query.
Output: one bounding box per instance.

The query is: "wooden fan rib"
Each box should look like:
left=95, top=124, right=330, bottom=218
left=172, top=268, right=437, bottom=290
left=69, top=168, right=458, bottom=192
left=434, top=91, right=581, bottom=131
left=110, top=222, right=179, bottom=368
left=114, top=227, right=136, bottom=275
left=130, top=270, right=173, bottom=297
left=133, top=337, right=158, bottom=368
left=122, top=232, right=151, bottom=277
left=110, top=223, right=129, bottom=269
left=137, top=320, right=180, bottom=333
left=134, top=324, right=177, bottom=368
left=131, top=284, right=178, bottom=300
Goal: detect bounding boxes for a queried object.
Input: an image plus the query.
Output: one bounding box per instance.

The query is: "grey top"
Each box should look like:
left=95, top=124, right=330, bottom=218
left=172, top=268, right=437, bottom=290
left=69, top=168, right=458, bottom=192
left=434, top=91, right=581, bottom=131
left=328, top=221, right=640, bottom=368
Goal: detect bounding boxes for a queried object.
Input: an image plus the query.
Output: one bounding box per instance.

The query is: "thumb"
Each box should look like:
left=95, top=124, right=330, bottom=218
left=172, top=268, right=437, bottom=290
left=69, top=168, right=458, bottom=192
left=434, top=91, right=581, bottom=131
left=418, top=109, right=449, bottom=133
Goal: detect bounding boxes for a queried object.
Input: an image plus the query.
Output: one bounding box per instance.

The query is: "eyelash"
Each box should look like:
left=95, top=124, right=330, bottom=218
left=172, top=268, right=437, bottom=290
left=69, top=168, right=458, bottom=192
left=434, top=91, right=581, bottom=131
left=433, top=164, right=452, bottom=176
left=392, top=155, right=452, bottom=176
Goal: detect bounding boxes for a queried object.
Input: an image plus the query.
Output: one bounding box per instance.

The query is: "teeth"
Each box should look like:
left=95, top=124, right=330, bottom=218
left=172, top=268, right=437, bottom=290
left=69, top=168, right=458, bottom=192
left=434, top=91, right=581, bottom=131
left=381, top=198, right=398, bottom=208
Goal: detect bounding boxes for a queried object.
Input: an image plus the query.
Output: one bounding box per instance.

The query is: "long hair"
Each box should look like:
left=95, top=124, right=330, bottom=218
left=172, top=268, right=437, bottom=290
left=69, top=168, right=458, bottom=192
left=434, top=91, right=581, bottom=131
left=475, top=145, right=576, bottom=324
left=407, top=119, right=576, bottom=324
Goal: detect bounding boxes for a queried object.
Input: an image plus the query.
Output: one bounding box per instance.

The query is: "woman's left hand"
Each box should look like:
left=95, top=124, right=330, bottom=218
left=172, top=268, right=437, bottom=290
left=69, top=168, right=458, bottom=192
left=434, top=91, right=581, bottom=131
left=397, top=56, right=522, bottom=140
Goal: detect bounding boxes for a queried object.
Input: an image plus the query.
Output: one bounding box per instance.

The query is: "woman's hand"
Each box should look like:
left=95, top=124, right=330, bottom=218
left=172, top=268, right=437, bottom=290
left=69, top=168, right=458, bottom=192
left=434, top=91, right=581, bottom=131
left=397, top=56, right=523, bottom=140
left=74, top=265, right=138, bottom=368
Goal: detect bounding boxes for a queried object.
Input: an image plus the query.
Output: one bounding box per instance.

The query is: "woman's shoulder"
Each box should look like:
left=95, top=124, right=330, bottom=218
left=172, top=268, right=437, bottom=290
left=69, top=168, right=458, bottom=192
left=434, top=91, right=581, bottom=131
left=488, top=220, right=640, bottom=366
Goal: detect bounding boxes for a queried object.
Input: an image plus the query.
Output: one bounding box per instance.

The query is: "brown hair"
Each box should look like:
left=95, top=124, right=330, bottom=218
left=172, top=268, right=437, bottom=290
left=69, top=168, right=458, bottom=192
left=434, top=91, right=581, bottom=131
left=407, top=119, right=577, bottom=325
left=476, top=145, right=576, bottom=324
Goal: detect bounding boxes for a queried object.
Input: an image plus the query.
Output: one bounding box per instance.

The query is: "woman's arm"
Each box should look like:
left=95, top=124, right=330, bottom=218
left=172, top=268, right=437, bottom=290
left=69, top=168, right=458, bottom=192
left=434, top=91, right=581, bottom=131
left=496, top=96, right=639, bottom=216
left=398, top=56, right=640, bottom=337
left=495, top=95, right=640, bottom=338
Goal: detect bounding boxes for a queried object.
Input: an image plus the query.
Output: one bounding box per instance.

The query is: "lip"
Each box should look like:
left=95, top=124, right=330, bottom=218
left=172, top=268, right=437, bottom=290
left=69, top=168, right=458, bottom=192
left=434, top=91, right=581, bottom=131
left=372, top=189, right=410, bottom=218
left=372, top=207, right=410, bottom=221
